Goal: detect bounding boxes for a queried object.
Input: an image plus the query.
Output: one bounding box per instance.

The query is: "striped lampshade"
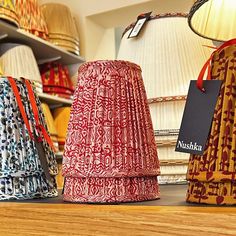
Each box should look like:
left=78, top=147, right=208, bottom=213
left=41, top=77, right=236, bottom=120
left=41, top=3, right=80, bottom=55
left=0, top=43, right=42, bottom=92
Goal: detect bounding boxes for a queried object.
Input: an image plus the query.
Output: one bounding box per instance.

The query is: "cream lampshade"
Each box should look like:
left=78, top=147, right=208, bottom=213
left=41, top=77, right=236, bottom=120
left=188, top=0, right=236, bottom=42
left=117, top=13, right=214, bottom=184
left=0, top=43, right=42, bottom=93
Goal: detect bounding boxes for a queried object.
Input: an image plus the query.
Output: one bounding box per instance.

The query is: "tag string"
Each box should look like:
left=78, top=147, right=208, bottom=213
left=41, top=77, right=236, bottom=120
left=24, top=79, right=56, bottom=152
left=8, top=77, right=55, bottom=152
left=197, top=38, right=236, bottom=92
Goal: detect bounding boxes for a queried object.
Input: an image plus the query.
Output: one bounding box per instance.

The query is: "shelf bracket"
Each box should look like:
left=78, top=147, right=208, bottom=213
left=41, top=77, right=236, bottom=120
left=0, top=33, right=8, bottom=40
left=37, top=56, right=62, bottom=65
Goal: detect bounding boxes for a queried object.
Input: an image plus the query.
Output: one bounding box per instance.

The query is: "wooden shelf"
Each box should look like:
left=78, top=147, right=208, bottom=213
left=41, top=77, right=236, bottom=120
left=38, top=92, right=73, bottom=105
left=0, top=20, right=85, bottom=65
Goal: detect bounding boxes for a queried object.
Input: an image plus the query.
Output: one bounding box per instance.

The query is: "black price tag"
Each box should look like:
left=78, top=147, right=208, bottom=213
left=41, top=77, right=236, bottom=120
left=128, top=12, right=152, bottom=38
left=175, top=80, right=222, bottom=155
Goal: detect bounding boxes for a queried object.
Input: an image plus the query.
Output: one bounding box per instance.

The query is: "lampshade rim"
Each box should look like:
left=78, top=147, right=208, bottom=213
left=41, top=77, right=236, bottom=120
left=79, top=60, right=142, bottom=73
left=188, top=0, right=227, bottom=42
left=122, top=12, right=188, bottom=38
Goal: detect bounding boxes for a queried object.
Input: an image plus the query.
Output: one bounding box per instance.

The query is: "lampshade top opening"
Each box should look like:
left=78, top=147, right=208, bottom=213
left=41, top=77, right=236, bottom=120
left=189, top=0, right=236, bottom=41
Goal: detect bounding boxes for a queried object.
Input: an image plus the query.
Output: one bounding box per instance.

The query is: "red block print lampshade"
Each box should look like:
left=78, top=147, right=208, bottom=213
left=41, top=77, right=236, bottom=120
left=62, top=60, right=160, bottom=203
left=41, top=62, right=74, bottom=99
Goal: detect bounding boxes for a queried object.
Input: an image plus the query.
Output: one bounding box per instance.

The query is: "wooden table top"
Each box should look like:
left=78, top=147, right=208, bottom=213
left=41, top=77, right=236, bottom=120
left=1, top=203, right=236, bottom=236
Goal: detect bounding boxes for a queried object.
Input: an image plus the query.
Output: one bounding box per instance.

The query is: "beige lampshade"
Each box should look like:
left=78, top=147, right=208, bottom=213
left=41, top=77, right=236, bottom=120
left=118, top=13, right=214, bottom=128
left=41, top=103, right=58, bottom=137
left=15, top=0, right=48, bottom=40
left=41, top=3, right=79, bottom=55
left=53, top=106, right=71, bottom=151
left=49, top=38, right=80, bottom=56
left=118, top=13, right=214, bottom=98
left=188, top=0, right=236, bottom=42
left=0, top=43, right=42, bottom=92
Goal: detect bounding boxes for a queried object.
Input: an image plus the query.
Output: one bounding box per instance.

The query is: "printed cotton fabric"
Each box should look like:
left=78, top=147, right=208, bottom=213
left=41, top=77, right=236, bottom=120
left=0, top=77, right=58, bottom=200
left=62, top=60, right=160, bottom=203
left=186, top=44, right=236, bottom=205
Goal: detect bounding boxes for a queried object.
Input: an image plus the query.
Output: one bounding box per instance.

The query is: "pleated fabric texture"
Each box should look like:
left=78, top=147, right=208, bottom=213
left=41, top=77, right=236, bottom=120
left=155, top=132, right=188, bottom=184
left=62, top=60, right=160, bottom=203
left=40, top=3, right=80, bottom=55
left=186, top=44, right=236, bottom=205
left=0, top=77, right=58, bottom=200
left=117, top=13, right=214, bottom=183
left=0, top=43, right=43, bottom=93
left=15, top=0, right=48, bottom=40
left=40, top=62, right=74, bottom=99
left=0, top=0, right=19, bottom=26
left=53, top=106, right=71, bottom=151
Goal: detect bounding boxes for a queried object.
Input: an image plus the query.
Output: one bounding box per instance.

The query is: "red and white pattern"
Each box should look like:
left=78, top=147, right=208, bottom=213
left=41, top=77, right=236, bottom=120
left=63, top=60, right=160, bottom=203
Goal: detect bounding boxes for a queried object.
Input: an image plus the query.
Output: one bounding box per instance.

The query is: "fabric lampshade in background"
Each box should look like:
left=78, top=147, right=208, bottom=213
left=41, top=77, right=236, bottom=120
left=0, top=43, right=43, bottom=93
left=15, top=0, right=48, bottom=40
left=41, top=62, right=74, bottom=99
left=62, top=60, right=160, bottom=203
left=0, top=0, right=19, bottom=27
left=118, top=13, right=214, bottom=183
left=41, top=3, right=80, bottom=55
left=53, top=106, right=71, bottom=151
left=41, top=103, right=59, bottom=153
left=188, top=0, right=236, bottom=42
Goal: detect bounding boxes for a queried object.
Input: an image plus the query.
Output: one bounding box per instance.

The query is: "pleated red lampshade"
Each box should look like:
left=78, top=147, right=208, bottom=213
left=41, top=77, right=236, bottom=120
left=41, top=62, right=74, bottom=99
left=62, top=60, right=160, bottom=203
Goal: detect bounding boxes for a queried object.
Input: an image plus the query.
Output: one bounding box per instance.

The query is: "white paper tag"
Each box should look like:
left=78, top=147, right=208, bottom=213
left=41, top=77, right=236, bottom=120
left=128, top=12, right=152, bottom=38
